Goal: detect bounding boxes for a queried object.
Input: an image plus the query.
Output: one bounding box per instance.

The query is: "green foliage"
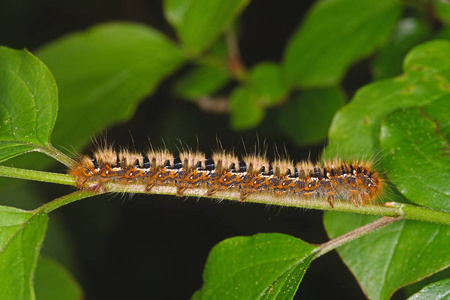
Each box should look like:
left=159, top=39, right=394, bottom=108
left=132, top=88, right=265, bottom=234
left=276, top=87, right=345, bottom=146
left=164, top=0, right=249, bottom=55
left=324, top=40, right=450, bottom=159
left=0, top=47, right=57, bottom=162
left=193, top=233, right=317, bottom=300
left=283, top=0, right=401, bottom=88
left=372, top=18, right=431, bottom=80
left=1, top=0, right=450, bottom=299
left=230, top=86, right=264, bottom=129
left=0, top=206, right=48, bottom=300
left=34, top=256, right=83, bottom=300
left=37, top=22, right=186, bottom=153
left=174, top=65, right=231, bottom=101
left=408, top=278, right=450, bottom=300
left=247, top=62, right=289, bottom=107
left=322, top=39, right=450, bottom=299
left=324, top=215, right=450, bottom=300
left=381, top=101, right=450, bottom=211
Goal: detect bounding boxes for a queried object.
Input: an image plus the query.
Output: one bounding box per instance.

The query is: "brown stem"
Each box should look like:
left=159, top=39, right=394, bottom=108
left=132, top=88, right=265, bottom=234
left=314, top=216, right=403, bottom=258
left=225, top=28, right=247, bottom=80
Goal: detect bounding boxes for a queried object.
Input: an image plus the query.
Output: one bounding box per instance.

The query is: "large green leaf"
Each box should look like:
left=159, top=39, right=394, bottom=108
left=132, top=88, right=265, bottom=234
left=193, top=233, right=317, bottom=300
left=283, top=0, right=401, bottom=88
left=276, top=87, right=345, bottom=146
left=164, top=0, right=249, bottom=56
left=324, top=214, right=450, bottom=300
left=324, top=40, right=450, bottom=160
left=408, top=278, right=450, bottom=300
left=380, top=100, right=450, bottom=211
left=0, top=205, right=48, bottom=300
left=0, top=47, right=58, bottom=162
left=37, top=22, right=186, bottom=152
left=34, top=256, right=83, bottom=300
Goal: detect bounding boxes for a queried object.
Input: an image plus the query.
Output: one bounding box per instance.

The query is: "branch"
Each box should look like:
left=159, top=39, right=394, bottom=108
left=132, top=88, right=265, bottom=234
left=314, top=216, right=402, bottom=258
left=1, top=166, right=449, bottom=226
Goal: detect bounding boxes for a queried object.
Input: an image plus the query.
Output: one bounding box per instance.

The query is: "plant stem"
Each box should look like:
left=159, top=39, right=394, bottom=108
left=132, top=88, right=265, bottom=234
left=0, top=165, right=74, bottom=186
left=2, top=166, right=449, bottom=225
left=38, top=144, right=75, bottom=167
left=385, top=202, right=450, bottom=226
left=37, top=190, right=100, bottom=214
left=314, top=216, right=402, bottom=258
left=225, top=27, right=247, bottom=81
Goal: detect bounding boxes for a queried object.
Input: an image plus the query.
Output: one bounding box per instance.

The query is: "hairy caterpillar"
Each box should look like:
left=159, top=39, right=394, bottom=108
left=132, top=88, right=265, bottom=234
left=68, top=147, right=384, bottom=207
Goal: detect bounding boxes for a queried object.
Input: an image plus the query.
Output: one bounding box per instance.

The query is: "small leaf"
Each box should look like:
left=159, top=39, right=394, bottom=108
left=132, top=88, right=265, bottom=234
left=35, top=256, right=83, bottom=300
left=324, top=213, right=450, bottom=300
left=283, top=0, right=401, bottom=88
left=380, top=101, right=450, bottom=211
left=193, top=233, right=318, bottom=300
left=248, top=62, right=289, bottom=106
left=276, top=87, right=345, bottom=146
left=164, top=0, right=249, bottom=56
left=230, top=87, right=264, bottom=130
left=408, top=278, right=450, bottom=300
left=0, top=205, right=48, bottom=300
left=372, top=18, right=431, bottom=80
left=174, top=65, right=230, bottom=101
left=324, top=40, right=450, bottom=160
left=0, top=47, right=58, bottom=162
left=37, top=22, right=186, bottom=153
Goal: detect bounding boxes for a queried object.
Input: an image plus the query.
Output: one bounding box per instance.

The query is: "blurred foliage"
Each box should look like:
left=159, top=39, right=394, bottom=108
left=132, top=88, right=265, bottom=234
left=1, top=0, right=450, bottom=299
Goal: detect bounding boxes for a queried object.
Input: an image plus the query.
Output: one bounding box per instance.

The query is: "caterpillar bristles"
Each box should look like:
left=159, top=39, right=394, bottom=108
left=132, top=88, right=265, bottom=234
left=68, top=147, right=384, bottom=208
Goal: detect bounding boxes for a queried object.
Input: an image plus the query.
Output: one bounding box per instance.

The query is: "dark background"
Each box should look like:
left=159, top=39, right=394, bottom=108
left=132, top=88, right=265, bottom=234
left=2, top=1, right=383, bottom=299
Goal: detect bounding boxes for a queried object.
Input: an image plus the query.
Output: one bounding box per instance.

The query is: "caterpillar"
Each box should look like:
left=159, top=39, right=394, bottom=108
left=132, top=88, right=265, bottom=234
left=68, top=147, right=384, bottom=208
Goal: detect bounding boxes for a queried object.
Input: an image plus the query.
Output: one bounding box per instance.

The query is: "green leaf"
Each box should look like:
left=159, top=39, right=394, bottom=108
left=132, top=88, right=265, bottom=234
left=164, top=0, right=249, bottom=56
left=276, top=87, right=345, bottom=146
left=0, top=183, right=79, bottom=271
left=324, top=213, right=450, bottom=300
left=408, top=278, right=450, bottom=300
left=193, top=233, right=318, bottom=300
left=230, top=87, right=265, bottom=130
left=380, top=101, right=450, bottom=211
left=34, top=256, right=83, bottom=300
left=0, top=205, right=48, bottom=300
left=174, top=65, right=230, bottom=101
left=283, top=0, right=401, bottom=88
left=37, top=22, right=186, bottom=152
left=0, top=47, right=58, bottom=162
left=324, top=40, right=450, bottom=160
left=372, top=18, right=431, bottom=80
left=248, top=62, right=289, bottom=107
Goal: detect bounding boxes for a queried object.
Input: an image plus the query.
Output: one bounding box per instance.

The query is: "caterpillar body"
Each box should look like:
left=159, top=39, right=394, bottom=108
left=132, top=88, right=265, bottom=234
left=69, top=147, right=384, bottom=207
